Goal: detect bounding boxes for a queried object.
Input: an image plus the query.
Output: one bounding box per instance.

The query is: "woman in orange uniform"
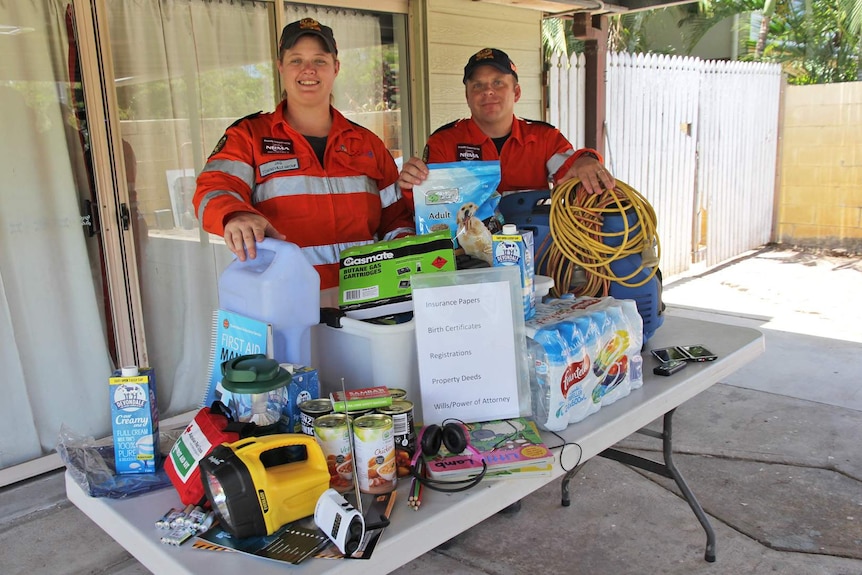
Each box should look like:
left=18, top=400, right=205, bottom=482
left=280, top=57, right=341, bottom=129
left=194, top=18, right=414, bottom=290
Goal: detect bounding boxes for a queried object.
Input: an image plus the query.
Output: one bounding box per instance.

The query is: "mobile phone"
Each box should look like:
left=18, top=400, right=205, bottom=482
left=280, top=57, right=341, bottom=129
left=650, top=346, right=689, bottom=363
left=653, top=359, right=688, bottom=376
left=679, top=344, right=718, bottom=362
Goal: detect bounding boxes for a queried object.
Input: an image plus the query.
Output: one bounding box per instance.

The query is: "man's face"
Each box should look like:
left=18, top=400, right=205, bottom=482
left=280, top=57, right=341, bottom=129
left=464, top=65, right=521, bottom=128
left=277, top=35, right=339, bottom=107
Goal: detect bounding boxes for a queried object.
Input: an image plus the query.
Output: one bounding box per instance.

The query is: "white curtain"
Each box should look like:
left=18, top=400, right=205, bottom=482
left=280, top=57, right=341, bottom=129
left=106, top=0, right=274, bottom=418
left=0, top=0, right=398, bottom=476
left=284, top=4, right=382, bottom=114
left=0, top=0, right=114, bottom=467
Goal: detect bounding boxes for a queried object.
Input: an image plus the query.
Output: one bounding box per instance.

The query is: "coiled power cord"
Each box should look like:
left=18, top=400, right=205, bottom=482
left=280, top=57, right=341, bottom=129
left=538, top=178, right=661, bottom=298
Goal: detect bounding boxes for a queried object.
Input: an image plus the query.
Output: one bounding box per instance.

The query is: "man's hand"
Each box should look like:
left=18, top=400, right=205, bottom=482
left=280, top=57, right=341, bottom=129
left=558, top=156, right=616, bottom=195
left=223, top=212, right=286, bottom=261
left=397, top=156, right=430, bottom=190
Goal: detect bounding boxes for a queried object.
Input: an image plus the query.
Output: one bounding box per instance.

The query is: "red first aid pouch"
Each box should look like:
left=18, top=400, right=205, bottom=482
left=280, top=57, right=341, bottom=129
left=164, top=402, right=254, bottom=506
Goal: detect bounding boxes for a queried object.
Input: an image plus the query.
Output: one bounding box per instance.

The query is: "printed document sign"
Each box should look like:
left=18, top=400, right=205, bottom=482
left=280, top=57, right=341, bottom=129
left=412, top=268, right=528, bottom=425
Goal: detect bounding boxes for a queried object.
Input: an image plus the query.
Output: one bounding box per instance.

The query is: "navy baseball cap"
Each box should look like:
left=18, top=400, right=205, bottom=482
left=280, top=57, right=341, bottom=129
left=279, top=18, right=338, bottom=55
left=463, top=48, right=518, bottom=84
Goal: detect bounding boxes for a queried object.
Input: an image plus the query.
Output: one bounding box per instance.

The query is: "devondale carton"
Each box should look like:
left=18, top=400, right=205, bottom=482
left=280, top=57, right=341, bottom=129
left=492, top=224, right=535, bottom=320
left=278, top=364, right=320, bottom=433
left=110, top=366, right=160, bottom=474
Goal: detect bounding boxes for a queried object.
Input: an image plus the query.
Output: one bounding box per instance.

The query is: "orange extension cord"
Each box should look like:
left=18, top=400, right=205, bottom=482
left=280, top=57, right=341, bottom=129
left=537, top=178, right=661, bottom=298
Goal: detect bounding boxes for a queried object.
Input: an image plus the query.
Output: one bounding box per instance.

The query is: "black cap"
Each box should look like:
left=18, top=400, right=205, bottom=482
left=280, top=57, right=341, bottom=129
left=463, top=48, right=518, bottom=84
left=279, top=18, right=337, bottom=55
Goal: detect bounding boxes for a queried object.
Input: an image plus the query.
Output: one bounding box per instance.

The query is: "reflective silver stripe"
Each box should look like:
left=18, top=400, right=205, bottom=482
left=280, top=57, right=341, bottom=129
left=302, top=239, right=375, bottom=266
left=197, top=190, right=245, bottom=221
left=379, top=182, right=401, bottom=208
left=546, top=149, right=575, bottom=178
left=201, top=159, right=255, bottom=189
left=255, top=175, right=378, bottom=203
left=382, top=227, right=414, bottom=241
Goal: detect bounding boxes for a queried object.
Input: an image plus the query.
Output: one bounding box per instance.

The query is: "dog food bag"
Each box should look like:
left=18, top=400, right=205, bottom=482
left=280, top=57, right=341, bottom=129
left=413, top=161, right=502, bottom=265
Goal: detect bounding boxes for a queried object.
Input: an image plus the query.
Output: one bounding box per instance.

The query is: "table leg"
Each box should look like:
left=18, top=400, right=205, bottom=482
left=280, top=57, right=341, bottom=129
left=597, top=408, right=717, bottom=563
left=560, top=463, right=585, bottom=507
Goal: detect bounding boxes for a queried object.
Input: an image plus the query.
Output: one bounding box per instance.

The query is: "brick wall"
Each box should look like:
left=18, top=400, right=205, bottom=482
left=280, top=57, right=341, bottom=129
left=779, top=82, right=862, bottom=252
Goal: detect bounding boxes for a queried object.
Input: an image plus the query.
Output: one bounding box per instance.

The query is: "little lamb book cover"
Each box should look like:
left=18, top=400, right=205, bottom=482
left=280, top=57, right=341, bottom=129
left=423, top=417, right=553, bottom=479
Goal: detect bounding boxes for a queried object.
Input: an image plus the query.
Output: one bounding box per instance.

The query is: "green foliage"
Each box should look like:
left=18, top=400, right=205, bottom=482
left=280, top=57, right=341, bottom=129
left=541, top=18, right=584, bottom=59
left=760, top=0, right=860, bottom=83
left=117, top=64, right=275, bottom=121
left=582, top=0, right=862, bottom=84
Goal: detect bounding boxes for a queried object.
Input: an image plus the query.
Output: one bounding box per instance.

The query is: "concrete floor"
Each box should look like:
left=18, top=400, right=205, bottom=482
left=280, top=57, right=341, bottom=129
left=2, top=246, right=861, bottom=575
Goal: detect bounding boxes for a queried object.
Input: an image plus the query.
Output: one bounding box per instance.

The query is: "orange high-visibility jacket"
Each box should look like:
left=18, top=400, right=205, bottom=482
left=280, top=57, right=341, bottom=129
left=422, top=116, right=579, bottom=193
left=194, top=102, right=414, bottom=290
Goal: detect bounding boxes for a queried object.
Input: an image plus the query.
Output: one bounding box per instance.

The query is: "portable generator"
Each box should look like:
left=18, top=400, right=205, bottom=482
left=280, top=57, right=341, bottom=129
left=498, top=187, right=664, bottom=343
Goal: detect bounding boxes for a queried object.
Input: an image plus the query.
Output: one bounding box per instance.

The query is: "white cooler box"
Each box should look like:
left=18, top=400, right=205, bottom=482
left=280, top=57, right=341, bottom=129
left=311, top=317, right=423, bottom=424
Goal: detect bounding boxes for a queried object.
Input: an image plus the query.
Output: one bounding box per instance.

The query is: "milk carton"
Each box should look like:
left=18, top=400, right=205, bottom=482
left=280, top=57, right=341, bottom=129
left=109, top=366, right=160, bottom=474
left=278, top=364, right=320, bottom=433
left=492, top=224, right=535, bottom=319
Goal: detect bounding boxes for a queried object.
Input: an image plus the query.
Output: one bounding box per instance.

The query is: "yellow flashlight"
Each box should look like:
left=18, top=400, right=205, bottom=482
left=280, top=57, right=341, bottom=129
left=200, top=433, right=330, bottom=538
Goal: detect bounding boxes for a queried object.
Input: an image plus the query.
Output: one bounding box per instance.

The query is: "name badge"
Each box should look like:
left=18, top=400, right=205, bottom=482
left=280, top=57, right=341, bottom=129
left=260, top=158, right=299, bottom=177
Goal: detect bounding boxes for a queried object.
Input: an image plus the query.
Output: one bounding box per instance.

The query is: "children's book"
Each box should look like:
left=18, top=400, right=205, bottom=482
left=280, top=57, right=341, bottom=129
left=423, top=417, right=554, bottom=480
left=482, top=461, right=555, bottom=481
left=200, top=309, right=273, bottom=409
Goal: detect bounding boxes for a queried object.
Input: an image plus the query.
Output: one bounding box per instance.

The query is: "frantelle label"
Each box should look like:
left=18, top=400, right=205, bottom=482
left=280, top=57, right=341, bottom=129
left=562, top=358, right=591, bottom=396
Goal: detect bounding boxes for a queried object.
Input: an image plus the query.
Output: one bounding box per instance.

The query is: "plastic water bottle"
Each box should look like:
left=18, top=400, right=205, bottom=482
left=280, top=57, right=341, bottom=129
left=218, top=238, right=320, bottom=366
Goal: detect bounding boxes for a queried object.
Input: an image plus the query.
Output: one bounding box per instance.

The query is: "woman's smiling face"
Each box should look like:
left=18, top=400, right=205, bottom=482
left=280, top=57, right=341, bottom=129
left=278, top=35, right=339, bottom=106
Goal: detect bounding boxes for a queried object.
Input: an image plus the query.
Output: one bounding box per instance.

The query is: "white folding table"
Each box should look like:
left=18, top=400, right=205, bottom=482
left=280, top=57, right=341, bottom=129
left=66, top=315, right=764, bottom=574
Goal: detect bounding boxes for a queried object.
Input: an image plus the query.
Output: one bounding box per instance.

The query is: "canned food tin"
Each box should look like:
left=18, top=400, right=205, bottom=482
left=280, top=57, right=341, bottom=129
left=387, top=387, right=408, bottom=401
left=353, top=414, right=396, bottom=494
left=341, top=407, right=373, bottom=418
left=298, top=398, right=333, bottom=436
left=314, top=414, right=354, bottom=493
left=376, top=400, right=415, bottom=478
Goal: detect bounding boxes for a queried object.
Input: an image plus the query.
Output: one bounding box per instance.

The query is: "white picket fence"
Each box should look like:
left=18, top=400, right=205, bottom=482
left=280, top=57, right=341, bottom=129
left=548, top=51, right=783, bottom=276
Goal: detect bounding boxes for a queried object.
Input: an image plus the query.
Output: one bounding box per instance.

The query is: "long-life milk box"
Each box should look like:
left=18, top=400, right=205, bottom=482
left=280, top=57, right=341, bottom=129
left=278, top=364, right=320, bottom=433
left=110, top=366, right=160, bottom=474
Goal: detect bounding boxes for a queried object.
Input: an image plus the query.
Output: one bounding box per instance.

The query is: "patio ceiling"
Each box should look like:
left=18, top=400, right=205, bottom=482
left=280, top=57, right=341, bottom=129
left=472, top=0, right=698, bottom=16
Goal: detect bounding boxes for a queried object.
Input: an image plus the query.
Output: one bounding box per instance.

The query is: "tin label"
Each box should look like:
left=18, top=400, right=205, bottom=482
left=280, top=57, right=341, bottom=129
left=314, top=415, right=354, bottom=493
left=377, top=400, right=415, bottom=478
left=299, top=399, right=333, bottom=436
left=353, top=415, right=396, bottom=494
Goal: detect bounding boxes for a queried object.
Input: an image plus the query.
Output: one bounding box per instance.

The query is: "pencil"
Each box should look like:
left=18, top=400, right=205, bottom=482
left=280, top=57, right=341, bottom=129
left=407, top=475, right=418, bottom=508
left=414, top=479, right=423, bottom=510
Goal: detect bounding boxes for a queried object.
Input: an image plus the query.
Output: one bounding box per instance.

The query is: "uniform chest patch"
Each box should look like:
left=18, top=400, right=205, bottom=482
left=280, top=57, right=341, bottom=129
left=457, top=144, right=482, bottom=161
left=262, top=138, right=294, bottom=154
left=260, top=158, right=299, bottom=177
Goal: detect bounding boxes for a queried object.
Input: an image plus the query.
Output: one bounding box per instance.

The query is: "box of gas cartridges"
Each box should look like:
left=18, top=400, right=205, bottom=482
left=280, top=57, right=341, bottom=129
left=110, top=366, right=160, bottom=474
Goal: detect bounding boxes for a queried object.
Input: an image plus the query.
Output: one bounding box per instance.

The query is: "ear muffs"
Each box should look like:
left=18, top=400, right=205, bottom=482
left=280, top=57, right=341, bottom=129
left=441, top=422, right=468, bottom=454
left=411, top=421, right=487, bottom=493
left=420, top=422, right=468, bottom=457
left=420, top=424, right=443, bottom=456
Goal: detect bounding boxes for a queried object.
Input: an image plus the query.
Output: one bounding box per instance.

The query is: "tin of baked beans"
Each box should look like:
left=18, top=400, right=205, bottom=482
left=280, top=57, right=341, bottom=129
left=376, top=400, right=415, bottom=478
left=387, top=387, right=408, bottom=401
left=353, top=414, right=396, bottom=494
left=313, top=413, right=354, bottom=493
left=298, top=398, right=333, bottom=436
